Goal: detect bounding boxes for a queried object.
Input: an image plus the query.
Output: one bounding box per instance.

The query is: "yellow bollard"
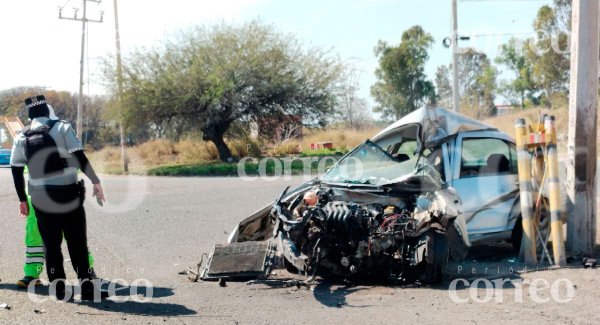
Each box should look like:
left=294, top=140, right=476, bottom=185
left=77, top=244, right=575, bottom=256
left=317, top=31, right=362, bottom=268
left=515, top=118, right=537, bottom=264
left=544, top=116, right=566, bottom=266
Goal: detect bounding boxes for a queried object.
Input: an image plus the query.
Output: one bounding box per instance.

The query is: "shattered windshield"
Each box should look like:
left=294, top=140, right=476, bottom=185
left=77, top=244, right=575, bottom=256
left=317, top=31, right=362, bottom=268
left=321, top=140, right=444, bottom=187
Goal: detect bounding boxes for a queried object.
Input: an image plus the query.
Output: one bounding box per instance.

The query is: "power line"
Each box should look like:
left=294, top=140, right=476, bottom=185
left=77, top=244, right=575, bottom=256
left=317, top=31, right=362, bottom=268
left=465, top=31, right=536, bottom=38
left=59, top=0, right=72, bottom=10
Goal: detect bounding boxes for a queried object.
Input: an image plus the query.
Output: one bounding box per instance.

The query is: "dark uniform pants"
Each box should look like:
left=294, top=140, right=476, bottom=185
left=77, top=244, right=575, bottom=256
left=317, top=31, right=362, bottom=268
left=29, top=183, right=92, bottom=282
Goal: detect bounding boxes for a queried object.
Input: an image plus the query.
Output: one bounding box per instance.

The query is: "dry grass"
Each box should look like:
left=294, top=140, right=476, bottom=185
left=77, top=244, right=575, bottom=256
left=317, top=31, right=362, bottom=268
left=300, top=127, right=380, bottom=151
left=88, top=146, right=147, bottom=175
left=483, top=107, right=569, bottom=138
left=88, top=128, right=380, bottom=174
left=174, top=140, right=219, bottom=162
left=483, top=106, right=600, bottom=155
left=267, top=127, right=380, bottom=156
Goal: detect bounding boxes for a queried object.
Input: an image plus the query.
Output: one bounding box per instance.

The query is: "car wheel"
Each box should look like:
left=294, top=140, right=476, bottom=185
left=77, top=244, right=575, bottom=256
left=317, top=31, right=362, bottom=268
left=420, top=229, right=449, bottom=284
left=511, top=218, right=523, bottom=254
left=447, top=223, right=468, bottom=261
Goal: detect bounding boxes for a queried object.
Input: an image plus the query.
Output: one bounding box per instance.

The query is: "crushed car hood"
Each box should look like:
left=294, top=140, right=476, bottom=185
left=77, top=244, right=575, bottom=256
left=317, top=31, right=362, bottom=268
left=372, top=106, right=498, bottom=148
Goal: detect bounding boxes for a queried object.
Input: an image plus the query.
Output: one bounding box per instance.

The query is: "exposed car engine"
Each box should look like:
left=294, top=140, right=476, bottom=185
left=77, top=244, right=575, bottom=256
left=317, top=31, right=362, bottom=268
left=275, top=185, right=462, bottom=283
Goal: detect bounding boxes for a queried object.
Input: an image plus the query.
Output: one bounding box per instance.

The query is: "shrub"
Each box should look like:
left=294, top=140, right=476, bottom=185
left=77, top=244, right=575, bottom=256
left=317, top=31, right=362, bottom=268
left=135, top=139, right=177, bottom=163
left=272, top=140, right=302, bottom=156
left=175, top=140, right=219, bottom=162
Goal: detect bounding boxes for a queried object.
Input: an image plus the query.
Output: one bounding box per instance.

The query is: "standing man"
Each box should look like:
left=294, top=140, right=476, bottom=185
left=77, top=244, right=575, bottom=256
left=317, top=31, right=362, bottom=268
left=16, top=105, right=97, bottom=289
left=10, top=95, right=106, bottom=300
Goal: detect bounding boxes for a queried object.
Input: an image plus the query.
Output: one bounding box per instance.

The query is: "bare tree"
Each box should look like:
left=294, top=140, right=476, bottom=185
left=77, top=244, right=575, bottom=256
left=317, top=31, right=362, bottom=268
left=275, top=123, right=302, bottom=144
left=337, top=69, right=372, bottom=129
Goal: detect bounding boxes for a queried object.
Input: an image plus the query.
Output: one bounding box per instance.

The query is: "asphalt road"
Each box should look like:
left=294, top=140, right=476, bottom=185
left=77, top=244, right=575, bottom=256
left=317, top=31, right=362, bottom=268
left=0, top=168, right=599, bottom=324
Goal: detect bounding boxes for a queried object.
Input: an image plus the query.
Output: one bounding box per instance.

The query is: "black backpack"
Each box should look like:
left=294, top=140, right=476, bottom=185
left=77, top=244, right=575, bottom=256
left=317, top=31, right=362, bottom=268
left=23, top=120, right=66, bottom=179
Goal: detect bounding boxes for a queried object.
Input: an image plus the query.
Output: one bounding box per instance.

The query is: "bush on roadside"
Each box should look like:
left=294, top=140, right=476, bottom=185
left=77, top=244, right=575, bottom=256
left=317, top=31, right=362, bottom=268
left=136, top=139, right=177, bottom=164
left=175, top=140, right=219, bottom=162
left=300, top=147, right=346, bottom=157
left=228, top=138, right=263, bottom=158
left=273, top=140, right=302, bottom=156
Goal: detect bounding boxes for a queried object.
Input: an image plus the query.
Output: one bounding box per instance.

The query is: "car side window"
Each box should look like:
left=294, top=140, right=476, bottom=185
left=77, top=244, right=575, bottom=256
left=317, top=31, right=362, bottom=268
left=460, top=138, right=516, bottom=178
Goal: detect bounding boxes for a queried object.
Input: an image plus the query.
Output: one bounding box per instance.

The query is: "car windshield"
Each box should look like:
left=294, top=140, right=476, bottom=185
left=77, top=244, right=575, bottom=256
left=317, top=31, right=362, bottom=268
left=321, top=140, right=443, bottom=187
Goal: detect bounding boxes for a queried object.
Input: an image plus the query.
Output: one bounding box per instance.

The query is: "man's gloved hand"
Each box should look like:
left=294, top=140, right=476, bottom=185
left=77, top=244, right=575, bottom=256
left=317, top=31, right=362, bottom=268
left=19, top=201, right=29, bottom=218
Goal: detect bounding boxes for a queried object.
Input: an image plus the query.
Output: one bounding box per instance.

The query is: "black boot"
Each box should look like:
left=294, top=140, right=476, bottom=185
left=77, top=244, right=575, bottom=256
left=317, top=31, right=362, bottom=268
left=80, top=279, right=109, bottom=301
left=51, top=280, right=72, bottom=302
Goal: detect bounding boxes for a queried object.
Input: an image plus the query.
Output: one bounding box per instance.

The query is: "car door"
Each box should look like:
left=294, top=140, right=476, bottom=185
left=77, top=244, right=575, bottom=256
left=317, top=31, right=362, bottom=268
left=451, top=132, right=519, bottom=236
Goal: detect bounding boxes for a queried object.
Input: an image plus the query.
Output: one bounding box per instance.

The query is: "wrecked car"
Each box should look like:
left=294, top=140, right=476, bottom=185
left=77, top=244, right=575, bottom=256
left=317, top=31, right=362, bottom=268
left=199, top=107, right=529, bottom=284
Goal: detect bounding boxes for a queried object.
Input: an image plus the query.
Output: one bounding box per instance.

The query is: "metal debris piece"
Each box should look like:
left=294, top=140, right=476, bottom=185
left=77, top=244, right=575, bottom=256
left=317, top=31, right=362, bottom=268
left=182, top=253, right=207, bottom=282
left=200, top=241, right=276, bottom=281
left=0, top=304, right=11, bottom=310
left=245, top=279, right=312, bottom=290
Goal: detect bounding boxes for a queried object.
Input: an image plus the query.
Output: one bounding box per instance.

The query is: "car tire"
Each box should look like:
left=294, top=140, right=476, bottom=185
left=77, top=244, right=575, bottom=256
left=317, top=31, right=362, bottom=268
left=420, top=229, right=449, bottom=284
left=447, top=223, right=469, bottom=261
left=511, top=218, right=523, bottom=254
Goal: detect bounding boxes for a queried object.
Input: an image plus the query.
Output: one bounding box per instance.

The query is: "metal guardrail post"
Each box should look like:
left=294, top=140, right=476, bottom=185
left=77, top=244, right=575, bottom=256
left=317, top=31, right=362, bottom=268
left=544, top=115, right=566, bottom=266
left=515, top=118, right=537, bottom=264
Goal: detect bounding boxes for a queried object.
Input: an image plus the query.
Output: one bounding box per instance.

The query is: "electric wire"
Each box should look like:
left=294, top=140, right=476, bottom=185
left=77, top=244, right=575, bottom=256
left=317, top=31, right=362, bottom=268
left=59, top=0, right=71, bottom=10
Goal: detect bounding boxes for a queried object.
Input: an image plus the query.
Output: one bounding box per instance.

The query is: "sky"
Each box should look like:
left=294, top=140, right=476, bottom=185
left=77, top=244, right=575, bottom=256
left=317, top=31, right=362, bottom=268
left=0, top=0, right=552, bottom=108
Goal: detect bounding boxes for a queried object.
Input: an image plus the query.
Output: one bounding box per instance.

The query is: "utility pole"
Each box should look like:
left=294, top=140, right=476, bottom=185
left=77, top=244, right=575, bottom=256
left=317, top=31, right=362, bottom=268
left=451, top=0, right=460, bottom=112
left=566, top=0, right=598, bottom=256
left=113, top=0, right=128, bottom=172
left=59, top=0, right=103, bottom=143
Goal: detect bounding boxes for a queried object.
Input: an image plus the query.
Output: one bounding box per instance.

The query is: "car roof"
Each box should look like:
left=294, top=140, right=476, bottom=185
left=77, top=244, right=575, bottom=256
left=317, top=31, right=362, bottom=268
left=372, top=106, right=500, bottom=147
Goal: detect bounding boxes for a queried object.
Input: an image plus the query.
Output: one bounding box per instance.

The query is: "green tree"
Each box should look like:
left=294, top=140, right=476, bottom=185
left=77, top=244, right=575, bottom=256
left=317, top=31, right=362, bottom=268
left=371, top=25, right=435, bottom=120
left=495, top=38, right=537, bottom=108
left=458, top=49, right=498, bottom=118
left=437, top=49, right=498, bottom=118
left=434, top=65, right=452, bottom=108
left=553, top=0, right=572, bottom=33
left=526, top=3, right=570, bottom=107
left=0, top=87, right=109, bottom=147
left=102, top=21, right=345, bottom=161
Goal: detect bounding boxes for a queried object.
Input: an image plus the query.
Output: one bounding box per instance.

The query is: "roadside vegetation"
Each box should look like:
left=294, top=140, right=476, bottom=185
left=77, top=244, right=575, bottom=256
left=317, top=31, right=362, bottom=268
left=90, top=106, right=597, bottom=176
left=88, top=127, right=379, bottom=175
left=2, top=0, right=592, bottom=177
